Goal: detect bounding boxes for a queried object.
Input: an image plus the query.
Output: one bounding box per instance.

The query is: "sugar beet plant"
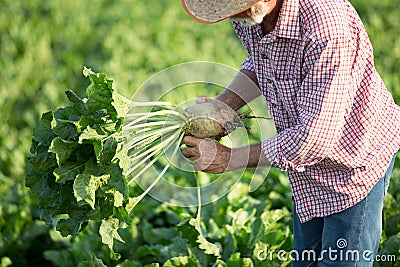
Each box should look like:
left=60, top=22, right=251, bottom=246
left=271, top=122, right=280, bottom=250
left=26, top=67, right=245, bottom=259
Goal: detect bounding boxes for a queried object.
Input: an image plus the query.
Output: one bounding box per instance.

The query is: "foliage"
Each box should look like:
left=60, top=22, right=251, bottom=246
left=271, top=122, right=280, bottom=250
left=26, top=68, right=131, bottom=259
left=0, top=0, right=399, bottom=266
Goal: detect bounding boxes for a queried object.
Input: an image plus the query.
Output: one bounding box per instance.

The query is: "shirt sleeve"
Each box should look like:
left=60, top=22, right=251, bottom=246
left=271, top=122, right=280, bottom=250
left=262, top=36, right=357, bottom=172
left=241, top=56, right=255, bottom=72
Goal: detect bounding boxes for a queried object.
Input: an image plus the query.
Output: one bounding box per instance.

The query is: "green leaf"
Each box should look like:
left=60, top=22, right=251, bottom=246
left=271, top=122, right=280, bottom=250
left=99, top=218, right=124, bottom=260
left=380, top=232, right=400, bottom=256
left=164, top=256, right=201, bottom=267
left=54, top=161, right=86, bottom=183
left=261, top=209, right=286, bottom=229
left=32, top=111, right=56, bottom=146
left=101, top=137, right=117, bottom=165
left=115, top=143, right=129, bottom=175
left=197, top=234, right=222, bottom=258
left=77, top=254, right=107, bottom=267
left=226, top=253, right=254, bottom=267
left=232, top=208, right=256, bottom=232
left=49, top=137, right=79, bottom=165
left=142, top=221, right=177, bottom=245
left=73, top=172, right=110, bottom=209
left=177, top=219, right=199, bottom=248
left=26, top=68, right=130, bottom=252
left=227, top=183, right=250, bottom=205
left=54, top=105, right=81, bottom=121
left=248, top=216, right=264, bottom=248
left=87, top=197, right=114, bottom=221
left=222, top=232, right=236, bottom=261
left=36, top=174, right=60, bottom=210
left=113, top=190, right=124, bottom=207
left=79, top=126, right=103, bottom=142
left=56, top=218, right=84, bottom=237
left=188, top=218, right=221, bottom=257
left=65, top=89, right=89, bottom=116
left=53, top=119, right=79, bottom=141
left=104, top=161, right=127, bottom=195
left=112, top=92, right=130, bottom=118
left=52, top=107, right=80, bottom=140
left=1, top=257, right=12, bottom=267
left=116, top=260, right=142, bottom=267
left=78, top=114, right=96, bottom=130
left=75, top=144, right=96, bottom=162
left=43, top=250, right=74, bottom=267
left=27, top=152, right=57, bottom=174
left=79, top=126, right=103, bottom=162
left=83, top=67, right=118, bottom=121
left=25, top=168, right=42, bottom=194
left=125, top=196, right=141, bottom=215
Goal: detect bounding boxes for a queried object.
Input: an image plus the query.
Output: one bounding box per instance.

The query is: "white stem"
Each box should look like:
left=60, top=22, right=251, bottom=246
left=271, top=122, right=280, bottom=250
left=124, top=119, right=179, bottom=130
left=129, top=101, right=176, bottom=108
left=196, top=177, right=202, bottom=222
left=125, top=109, right=188, bottom=122
left=128, top=162, right=171, bottom=207
left=124, top=123, right=184, bottom=149
left=128, top=131, right=184, bottom=188
left=126, top=131, right=179, bottom=178
left=126, top=133, right=171, bottom=164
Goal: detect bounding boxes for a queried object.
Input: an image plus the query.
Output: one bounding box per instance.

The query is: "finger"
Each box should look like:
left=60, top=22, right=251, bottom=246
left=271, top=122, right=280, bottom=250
left=197, top=97, right=223, bottom=106
left=181, top=135, right=201, bottom=147
left=196, top=96, right=208, bottom=104
left=181, top=147, right=200, bottom=159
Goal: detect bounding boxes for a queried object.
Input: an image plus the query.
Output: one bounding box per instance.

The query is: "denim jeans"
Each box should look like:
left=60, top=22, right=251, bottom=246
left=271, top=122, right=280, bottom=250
left=292, top=155, right=396, bottom=267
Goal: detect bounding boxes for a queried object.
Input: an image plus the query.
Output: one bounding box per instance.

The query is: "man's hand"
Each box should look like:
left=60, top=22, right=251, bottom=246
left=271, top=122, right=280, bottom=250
left=181, top=135, right=271, bottom=174
left=181, top=135, right=235, bottom=174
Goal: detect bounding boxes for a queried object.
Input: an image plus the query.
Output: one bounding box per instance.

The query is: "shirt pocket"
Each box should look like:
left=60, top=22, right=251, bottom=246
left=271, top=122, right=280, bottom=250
left=275, top=79, right=299, bottom=119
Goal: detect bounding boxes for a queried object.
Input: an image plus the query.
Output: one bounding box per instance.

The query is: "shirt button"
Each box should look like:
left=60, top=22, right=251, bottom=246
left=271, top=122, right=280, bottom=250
left=261, top=52, right=268, bottom=59
left=296, top=166, right=306, bottom=172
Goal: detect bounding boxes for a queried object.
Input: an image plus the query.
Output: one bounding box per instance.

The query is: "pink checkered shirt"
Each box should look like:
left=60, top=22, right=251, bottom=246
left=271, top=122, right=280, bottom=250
left=232, top=0, right=400, bottom=222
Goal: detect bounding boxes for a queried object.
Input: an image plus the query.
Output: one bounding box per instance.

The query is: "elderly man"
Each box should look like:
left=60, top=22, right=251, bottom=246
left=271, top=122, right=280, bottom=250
left=180, top=0, right=400, bottom=266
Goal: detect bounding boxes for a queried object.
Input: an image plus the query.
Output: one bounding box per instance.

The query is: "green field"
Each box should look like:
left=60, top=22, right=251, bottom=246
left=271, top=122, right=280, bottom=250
left=0, top=0, right=399, bottom=266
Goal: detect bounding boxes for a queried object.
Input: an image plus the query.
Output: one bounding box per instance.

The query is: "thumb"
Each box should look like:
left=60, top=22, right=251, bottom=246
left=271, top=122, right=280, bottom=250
left=195, top=96, right=208, bottom=104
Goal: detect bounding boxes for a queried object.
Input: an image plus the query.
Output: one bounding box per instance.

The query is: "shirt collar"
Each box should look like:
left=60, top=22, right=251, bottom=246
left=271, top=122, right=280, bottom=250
left=274, top=0, right=301, bottom=40
left=235, top=0, right=301, bottom=42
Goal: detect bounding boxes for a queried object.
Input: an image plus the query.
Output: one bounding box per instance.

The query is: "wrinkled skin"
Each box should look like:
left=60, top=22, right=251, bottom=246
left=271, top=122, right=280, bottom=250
left=181, top=135, right=233, bottom=174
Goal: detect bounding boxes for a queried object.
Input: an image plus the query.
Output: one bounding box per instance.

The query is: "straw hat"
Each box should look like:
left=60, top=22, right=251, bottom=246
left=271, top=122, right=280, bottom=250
left=181, top=0, right=260, bottom=23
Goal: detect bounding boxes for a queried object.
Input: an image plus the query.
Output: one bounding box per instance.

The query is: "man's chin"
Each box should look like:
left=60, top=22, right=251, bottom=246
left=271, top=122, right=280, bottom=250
left=230, top=18, right=260, bottom=27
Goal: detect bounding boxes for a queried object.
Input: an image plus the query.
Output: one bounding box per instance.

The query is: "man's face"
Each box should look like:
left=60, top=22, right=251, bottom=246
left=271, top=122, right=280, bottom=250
left=230, top=0, right=271, bottom=27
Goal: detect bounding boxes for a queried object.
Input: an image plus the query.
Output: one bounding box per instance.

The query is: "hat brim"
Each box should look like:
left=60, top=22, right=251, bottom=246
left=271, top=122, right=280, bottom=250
left=182, top=0, right=260, bottom=24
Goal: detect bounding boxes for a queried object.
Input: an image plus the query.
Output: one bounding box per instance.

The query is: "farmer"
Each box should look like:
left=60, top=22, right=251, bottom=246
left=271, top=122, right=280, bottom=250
left=180, top=0, right=400, bottom=266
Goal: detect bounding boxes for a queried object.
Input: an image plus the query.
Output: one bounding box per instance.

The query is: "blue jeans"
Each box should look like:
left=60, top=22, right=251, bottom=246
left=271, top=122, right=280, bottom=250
left=292, top=155, right=396, bottom=267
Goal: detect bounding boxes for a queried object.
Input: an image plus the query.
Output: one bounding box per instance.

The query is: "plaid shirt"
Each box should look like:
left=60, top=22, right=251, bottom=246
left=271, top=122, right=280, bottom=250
left=232, top=0, right=400, bottom=222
